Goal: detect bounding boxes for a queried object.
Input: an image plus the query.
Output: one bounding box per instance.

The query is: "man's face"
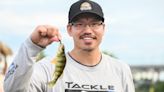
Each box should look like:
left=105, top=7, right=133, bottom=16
left=67, top=14, right=105, bottom=51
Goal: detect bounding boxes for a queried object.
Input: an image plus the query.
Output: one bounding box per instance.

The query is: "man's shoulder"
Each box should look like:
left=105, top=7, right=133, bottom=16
left=34, top=56, right=55, bottom=74
left=32, top=57, right=55, bottom=81
left=102, top=53, right=130, bottom=70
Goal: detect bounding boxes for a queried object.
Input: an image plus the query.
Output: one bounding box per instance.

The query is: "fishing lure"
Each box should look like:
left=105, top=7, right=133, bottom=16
left=48, top=40, right=66, bottom=87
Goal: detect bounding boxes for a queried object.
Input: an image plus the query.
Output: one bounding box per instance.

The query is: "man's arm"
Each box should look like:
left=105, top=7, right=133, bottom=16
left=4, top=38, right=44, bottom=92
left=122, top=64, right=135, bottom=92
left=4, top=25, right=61, bottom=92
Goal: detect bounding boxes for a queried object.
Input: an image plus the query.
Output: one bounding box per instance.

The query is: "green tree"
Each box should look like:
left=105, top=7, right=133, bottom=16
left=36, top=51, right=46, bottom=62
left=154, top=81, right=164, bottom=92
left=102, top=50, right=118, bottom=59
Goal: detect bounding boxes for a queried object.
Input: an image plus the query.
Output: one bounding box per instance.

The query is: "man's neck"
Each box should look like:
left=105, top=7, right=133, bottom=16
left=69, top=48, right=101, bottom=66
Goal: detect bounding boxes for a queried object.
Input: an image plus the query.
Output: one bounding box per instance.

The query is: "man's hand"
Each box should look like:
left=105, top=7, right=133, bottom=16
left=31, top=25, right=61, bottom=48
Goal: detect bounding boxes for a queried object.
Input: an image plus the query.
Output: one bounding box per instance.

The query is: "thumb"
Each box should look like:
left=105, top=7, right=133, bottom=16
left=50, top=36, right=61, bottom=42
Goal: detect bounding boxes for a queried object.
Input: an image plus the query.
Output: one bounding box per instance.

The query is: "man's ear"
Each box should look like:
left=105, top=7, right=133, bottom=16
left=67, top=24, right=73, bottom=37
left=102, top=23, right=105, bottom=32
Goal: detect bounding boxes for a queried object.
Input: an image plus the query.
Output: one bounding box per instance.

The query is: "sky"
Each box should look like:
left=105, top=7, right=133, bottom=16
left=0, top=0, right=164, bottom=66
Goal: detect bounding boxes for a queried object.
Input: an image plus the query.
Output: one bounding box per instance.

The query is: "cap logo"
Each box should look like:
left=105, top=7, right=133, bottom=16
left=80, top=2, right=92, bottom=11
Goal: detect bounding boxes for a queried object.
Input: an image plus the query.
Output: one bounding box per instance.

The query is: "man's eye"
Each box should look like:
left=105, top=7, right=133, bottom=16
left=92, top=23, right=97, bottom=26
left=91, top=23, right=99, bottom=27
left=76, top=23, right=83, bottom=26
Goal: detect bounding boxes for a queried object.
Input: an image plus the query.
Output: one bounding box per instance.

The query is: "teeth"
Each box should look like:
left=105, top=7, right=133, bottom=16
left=83, top=37, right=92, bottom=40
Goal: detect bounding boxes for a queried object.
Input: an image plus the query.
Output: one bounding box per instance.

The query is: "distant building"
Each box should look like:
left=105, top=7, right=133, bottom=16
left=130, top=65, right=164, bottom=82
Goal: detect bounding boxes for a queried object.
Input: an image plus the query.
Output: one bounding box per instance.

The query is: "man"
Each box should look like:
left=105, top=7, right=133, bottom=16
left=4, top=0, right=135, bottom=92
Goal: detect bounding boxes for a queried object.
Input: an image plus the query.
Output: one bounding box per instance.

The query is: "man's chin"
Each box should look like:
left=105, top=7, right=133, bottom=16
left=82, top=47, right=94, bottom=52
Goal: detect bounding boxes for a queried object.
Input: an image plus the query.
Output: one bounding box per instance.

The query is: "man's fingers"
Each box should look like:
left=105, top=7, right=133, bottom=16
left=51, top=36, right=60, bottom=42
left=44, top=25, right=62, bottom=42
left=31, top=25, right=62, bottom=47
left=37, top=25, right=47, bottom=37
left=50, top=33, right=62, bottom=42
left=41, top=25, right=58, bottom=37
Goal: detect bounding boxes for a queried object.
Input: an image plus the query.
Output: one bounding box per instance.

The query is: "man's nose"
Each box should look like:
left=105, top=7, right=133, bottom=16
left=83, top=24, right=93, bottom=31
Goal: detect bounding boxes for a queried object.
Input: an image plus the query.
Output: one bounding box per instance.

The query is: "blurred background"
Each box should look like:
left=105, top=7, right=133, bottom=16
left=0, top=0, right=164, bottom=92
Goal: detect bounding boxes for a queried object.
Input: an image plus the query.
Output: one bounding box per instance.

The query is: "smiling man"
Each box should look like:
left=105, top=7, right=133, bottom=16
left=4, top=0, right=135, bottom=92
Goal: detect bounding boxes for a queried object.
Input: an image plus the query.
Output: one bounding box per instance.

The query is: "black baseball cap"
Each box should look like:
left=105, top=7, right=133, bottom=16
left=68, top=0, right=104, bottom=23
